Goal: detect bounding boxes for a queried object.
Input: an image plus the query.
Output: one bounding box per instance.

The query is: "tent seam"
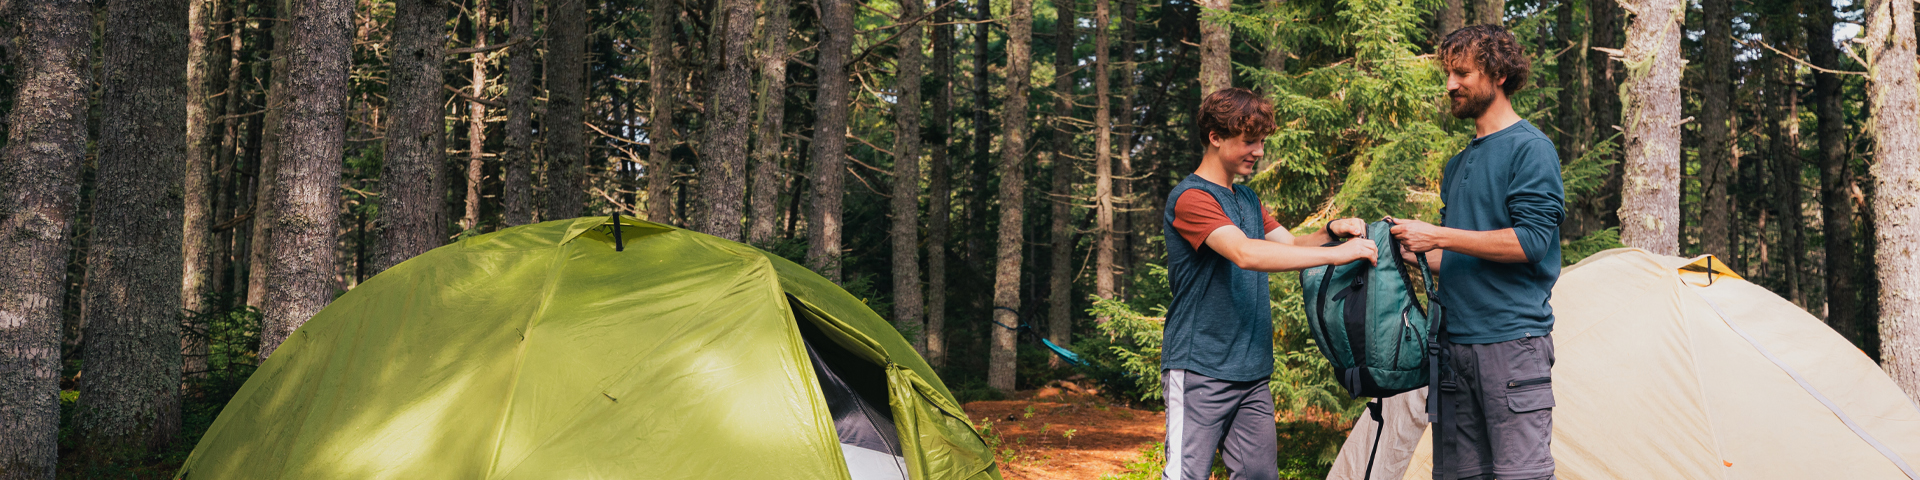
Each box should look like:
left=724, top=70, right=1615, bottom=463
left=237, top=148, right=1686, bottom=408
left=1688, top=285, right=1920, bottom=480
left=1671, top=277, right=1734, bottom=480
left=480, top=243, right=573, bottom=480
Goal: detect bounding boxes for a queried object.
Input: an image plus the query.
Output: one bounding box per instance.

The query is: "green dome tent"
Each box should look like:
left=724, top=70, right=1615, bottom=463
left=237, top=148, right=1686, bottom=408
left=176, top=216, right=1001, bottom=480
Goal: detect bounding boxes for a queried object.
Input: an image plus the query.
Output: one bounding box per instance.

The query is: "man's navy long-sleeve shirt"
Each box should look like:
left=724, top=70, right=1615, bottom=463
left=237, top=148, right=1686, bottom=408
left=1437, top=120, right=1565, bottom=344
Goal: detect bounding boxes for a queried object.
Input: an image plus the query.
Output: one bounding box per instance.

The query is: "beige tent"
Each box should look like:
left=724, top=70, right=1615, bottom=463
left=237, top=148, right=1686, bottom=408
left=1329, top=248, right=1920, bottom=480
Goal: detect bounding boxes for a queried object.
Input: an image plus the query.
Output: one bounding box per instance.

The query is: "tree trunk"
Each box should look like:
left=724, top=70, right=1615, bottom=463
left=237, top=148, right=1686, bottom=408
left=1114, top=0, right=1137, bottom=298
left=77, top=0, right=189, bottom=456
left=807, top=0, right=854, bottom=282
left=259, top=0, right=353, bottom=359
left=184, top=0, right=230, bottom=318
left=182, top=0, right=231, bottom=384
left=1698, top=0, right=1733, bottom=263
left=1199, top=0, right=1230, bottom=94
left=647, top=0, right=677, bottom=223
left=502, top=0, right=534, bottom=226
left=546, top=0, right=588, bottom=220
left=1094, top=0, right=1115, bottom=307
left=0, top=0, right=91, bottom=475
left=1440, top=0, right=1465, bottom=35
left=211, top=1, right=248, bottom=300
left=696, top=0, right=756, bottom=241
left=1553, top=0, right=1585, bottom=165
left=248, top=0, right=293, bottom=308
left=1806, top=0, right=1860, bottom=342
left=748, top=0, right=791, bottom=246
left=926, top=0, right=955, bottom=367
left=1568, top=0, right=1621, bottom=239
left=968, top=0, right=993, bottom=265
left=1471, top=0, right=1502, bottom=25
left=1614, top=0, right=1683, bottom=255
left=463, top=1, right=490, bottom=232
left=378, top=0, right=448, bottom=273
left=1047, top=0, right=1078, bottom=368
left=989, top=0, right=1033, bottom=394
left=1864, top=0, right=1920, bottom=400
left=892, top=0, right=928, bottom=352
left=1764, top=22, right=1804, bottom=307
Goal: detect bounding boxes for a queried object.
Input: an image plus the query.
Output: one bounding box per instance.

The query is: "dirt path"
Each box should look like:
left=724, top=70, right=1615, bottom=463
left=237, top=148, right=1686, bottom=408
left=962, top=383, right=1166, bottom=480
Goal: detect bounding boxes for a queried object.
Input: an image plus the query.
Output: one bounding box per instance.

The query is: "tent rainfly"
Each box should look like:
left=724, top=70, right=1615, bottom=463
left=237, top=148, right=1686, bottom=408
left=175, top=216, right=1001, bottom=480
left=1329, top=248, right=1920, bottom=480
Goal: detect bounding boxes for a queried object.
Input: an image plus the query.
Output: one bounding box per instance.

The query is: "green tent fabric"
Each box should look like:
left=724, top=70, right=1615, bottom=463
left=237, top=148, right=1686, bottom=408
left=176, top=216, right=1001, bottom=480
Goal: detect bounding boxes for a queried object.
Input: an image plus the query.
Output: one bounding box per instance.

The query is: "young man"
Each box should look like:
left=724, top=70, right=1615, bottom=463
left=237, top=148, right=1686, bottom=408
left=1390, top=26, right=1565, bottom=480
left=1160, top=88, right=1378, bottom=480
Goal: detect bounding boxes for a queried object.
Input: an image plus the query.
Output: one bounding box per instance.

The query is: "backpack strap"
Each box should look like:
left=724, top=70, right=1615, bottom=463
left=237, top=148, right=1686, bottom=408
left=1416, top=251, right=1457, bottom=480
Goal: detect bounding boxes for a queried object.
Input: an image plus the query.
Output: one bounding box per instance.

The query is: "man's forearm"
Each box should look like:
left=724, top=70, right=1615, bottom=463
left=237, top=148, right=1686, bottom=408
left=1437, top=227, right=1528, bottom=263
left=1229, top=238, right=1355, bottom=272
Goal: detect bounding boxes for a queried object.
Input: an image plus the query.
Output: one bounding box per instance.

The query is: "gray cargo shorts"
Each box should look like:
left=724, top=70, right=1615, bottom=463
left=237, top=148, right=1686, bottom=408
left=1440, top=334, right=1556, bottom=480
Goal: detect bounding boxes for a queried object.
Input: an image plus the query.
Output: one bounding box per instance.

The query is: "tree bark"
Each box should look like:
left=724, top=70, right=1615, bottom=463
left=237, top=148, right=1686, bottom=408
left=1047, top=0, right=1079, bottom=368
left=248, top=0, right=293, bottom=308
left=1864, top=0, right=1920, bottom=400
left=647, top=0, right=678, bottom=223
left=184, top=0, right=230, bottom=318
left=378, top=0, right=449, bottom=273
left=77, top=0, right=189, bottom=456
left=546, top=0, right=588, bottom=220
left=259, top=0, right=353, bottom=359
left=891, top=0, right=928, bottom=352
left=1471, top=0, right=1502, bottom=25
left=748, top=0, right=791, bottom=246
left=463, top=0, right=490, bottom=232
left=1764, top=22, right=1804, bottom=307
left=0, top=0, right=91, bottom=476
left=1094, top=0, right=1116, bottom=307
left=1698, top=0, right=1733, bottom=263
left=1806, top=0, right=1860, bottom=342
left=1440, top=0, right=1465, bottom=35
left=807, top=0, right=855, bottom=281
left=926, top=0, right=955, bottom=367
left=1114, top=0, right=1137, bottom=298
left=1553, top=0, right=1585, bottom=166
left=502, top=0, right=534, bottom=226
left=182, top=0, right=231, bottom=384
left=1567, top=0, right=1621, bottom=239
left=967, top=0, right=993, bottom=265
left=696, top=0, right=756, bottom=241
left=1198, top=0, right=1230, bottom=94
left=1615, top=0, right=1683, bottom=255
left=989, top=0, right=1033, bottom=394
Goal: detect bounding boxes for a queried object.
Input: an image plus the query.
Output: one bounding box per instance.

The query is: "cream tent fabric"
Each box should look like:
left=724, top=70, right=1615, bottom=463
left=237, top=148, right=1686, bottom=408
left=1329, top=248, right=1920, bottom=480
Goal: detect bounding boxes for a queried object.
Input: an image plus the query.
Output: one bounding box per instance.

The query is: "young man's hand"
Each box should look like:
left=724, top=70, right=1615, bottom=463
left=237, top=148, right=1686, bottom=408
left=1329, top=218, right=1368, bottom=239
left=1332, top=237, right=1378, bottom=265
left=1389, top=219, right=1445, bottom=252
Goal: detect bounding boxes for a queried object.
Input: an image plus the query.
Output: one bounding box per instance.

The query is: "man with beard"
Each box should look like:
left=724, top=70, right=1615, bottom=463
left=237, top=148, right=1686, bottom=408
left=1389, top=25, right=1565, bottom=480
left=1159, top=88, right=1377, bottom=480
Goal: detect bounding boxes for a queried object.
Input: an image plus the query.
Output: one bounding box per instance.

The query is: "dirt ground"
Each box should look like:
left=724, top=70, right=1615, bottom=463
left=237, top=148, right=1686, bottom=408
left=961, top=381, right=1167, bottom=480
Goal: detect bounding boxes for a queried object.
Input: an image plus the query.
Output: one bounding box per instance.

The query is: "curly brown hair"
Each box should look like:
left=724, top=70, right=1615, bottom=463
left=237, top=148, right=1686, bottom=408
left=1195, top=88, right=1277, bottom=147
left=1438, top=25, right=1531, bottom=95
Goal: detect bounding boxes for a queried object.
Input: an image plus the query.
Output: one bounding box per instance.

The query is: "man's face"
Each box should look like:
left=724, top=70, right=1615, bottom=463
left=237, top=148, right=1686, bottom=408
left=1210, top=132, right=1266, bottom=176
left=1445, top=60, right=1501, bottom=119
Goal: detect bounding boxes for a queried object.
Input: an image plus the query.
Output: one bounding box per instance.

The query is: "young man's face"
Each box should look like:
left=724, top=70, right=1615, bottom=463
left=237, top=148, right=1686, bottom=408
left=1209, top=132, right=1266, bottom=176
left=1444, top=59, right=1503, bottom=119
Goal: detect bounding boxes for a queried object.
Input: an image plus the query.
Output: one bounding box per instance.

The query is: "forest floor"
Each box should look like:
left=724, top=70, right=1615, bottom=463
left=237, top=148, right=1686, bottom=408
left=961, top=380, right=1356, bottom=480
left=962, top=381, right=1167, bottom=480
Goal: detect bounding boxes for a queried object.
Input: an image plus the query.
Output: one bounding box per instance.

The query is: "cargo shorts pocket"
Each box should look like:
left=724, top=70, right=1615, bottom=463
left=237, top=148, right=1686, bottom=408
left=1505, top=377, right=1554, bottom=413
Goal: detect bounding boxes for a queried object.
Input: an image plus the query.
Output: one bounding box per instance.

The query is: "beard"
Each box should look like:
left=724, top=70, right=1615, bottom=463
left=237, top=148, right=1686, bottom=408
left=1448, top=86, right=1495, bottom=119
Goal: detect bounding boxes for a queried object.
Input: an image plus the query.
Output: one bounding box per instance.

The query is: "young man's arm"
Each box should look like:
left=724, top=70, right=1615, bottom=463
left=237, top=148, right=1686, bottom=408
left=1206, top=225, right=1376, bottom=273
left=1278, top=218, right=1367, bottom=247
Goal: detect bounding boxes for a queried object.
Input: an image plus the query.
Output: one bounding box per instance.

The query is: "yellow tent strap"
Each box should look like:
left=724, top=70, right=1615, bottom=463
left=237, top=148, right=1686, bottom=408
left=1679, top=254, right=1744, bottom=286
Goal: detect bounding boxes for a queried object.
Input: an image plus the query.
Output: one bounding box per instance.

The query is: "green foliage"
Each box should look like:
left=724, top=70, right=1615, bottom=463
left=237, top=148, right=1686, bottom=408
left=1563, top=227, right=1624, bottom=266
left=1089, top=296, right=1168, bottom=402
left=1562, top=133, right=1621, bottom=206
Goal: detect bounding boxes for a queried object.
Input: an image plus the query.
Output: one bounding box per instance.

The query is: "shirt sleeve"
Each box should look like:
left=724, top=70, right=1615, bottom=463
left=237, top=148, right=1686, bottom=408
left=1172, top=190, right=1235, bottom=250
left=1262, top=207, right=1281, bottom=235
left=1506, top=138, right=1567, bottom=263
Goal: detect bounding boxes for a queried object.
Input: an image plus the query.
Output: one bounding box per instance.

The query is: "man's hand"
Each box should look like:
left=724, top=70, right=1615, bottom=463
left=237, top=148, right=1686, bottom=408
left=1328, top=218, right=1368, bottom=240
left=1333, top=237, right=1378, bottom=265
left=1389, top=219, right=1446, bottom=253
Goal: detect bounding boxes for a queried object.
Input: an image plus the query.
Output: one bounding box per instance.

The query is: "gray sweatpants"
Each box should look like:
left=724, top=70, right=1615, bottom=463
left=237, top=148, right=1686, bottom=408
left=1162, top=369, right=1277, bottom=480
left=1439, top=334, right=1556, bottom=480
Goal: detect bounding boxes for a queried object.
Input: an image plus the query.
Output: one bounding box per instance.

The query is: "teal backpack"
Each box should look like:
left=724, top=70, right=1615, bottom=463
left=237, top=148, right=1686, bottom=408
left=1300, top=218, right=1443, bottom=399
